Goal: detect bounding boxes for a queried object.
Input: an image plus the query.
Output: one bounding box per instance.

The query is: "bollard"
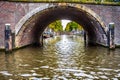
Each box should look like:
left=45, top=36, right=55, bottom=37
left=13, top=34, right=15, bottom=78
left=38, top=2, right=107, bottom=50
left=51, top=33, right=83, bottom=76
left=5, top=24, right=12, bottom=52
left=11, top=31, right=15, bottom=49
left=107, top=22, right=115, bottom=49
left=84, top=31, right=87, bottom=46
left=40, top=34, right=43, bottom=46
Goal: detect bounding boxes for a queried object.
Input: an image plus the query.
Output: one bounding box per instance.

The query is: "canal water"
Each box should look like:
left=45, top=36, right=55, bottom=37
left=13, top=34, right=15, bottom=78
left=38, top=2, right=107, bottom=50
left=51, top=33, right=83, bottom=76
left=0, top=35, right=120, bottom=80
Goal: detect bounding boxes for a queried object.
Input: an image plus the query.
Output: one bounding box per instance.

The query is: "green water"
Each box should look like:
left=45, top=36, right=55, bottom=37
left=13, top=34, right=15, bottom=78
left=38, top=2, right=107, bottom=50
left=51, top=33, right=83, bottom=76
left=0, top=35, right=120, bottom=80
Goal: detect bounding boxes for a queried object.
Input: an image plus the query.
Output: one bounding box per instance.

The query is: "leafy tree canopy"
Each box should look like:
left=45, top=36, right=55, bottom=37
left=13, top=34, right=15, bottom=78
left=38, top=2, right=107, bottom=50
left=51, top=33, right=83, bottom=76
left=48, top=20, right=63, bottom=32
left=65, top=21, right=83, bottom=32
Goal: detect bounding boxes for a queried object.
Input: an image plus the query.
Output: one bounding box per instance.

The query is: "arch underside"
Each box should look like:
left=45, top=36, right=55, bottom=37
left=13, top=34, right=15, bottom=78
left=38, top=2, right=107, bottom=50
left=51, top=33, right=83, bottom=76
left=15, top=5, right=107, bottom=48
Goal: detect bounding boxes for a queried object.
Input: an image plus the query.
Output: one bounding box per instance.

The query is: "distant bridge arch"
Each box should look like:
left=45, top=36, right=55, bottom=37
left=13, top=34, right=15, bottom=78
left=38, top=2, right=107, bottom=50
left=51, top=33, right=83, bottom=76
left=15, top=3, right=107, bottom=48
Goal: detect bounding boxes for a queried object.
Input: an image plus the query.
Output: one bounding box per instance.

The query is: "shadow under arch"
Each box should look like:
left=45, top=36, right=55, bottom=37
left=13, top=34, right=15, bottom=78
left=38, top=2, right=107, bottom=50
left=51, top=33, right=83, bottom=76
left=15, top=3, right=107, bottom=48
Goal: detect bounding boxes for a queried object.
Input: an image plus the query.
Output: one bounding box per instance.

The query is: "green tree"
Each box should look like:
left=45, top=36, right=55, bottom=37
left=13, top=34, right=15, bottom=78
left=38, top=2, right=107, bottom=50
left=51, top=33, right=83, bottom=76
left=48, top=20, right=63, bottom=32
left=65, top=21, right=83, bottom=32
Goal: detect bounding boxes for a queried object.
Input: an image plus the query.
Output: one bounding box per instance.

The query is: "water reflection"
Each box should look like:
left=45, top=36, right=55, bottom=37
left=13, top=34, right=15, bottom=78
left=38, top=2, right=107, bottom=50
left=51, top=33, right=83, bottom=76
left=0, top=35, right=120, bottom=79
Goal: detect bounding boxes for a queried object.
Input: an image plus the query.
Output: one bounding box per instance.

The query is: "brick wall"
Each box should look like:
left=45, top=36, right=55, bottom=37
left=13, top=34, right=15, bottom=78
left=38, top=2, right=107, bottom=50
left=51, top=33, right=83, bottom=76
left=0, top=2, right=29, bottom=49
left=85, top=4, right=120, bottom=45
left=0, top=2, right=120, bottom=49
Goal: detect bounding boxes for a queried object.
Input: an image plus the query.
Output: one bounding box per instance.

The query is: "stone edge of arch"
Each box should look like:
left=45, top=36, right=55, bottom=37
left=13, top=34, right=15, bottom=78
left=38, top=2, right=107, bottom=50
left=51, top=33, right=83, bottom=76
left=15, top=3, right=107, bottom=48
left=15, top=3, right=106, bottom=35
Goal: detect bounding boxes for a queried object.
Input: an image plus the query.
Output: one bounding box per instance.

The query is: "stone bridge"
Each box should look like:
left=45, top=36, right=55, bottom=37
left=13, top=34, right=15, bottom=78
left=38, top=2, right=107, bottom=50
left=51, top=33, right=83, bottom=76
left=0, top=1, right=120, bottom=49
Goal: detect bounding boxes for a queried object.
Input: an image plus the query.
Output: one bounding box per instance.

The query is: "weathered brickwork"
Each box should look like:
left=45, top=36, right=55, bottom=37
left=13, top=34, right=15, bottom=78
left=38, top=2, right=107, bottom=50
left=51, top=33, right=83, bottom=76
left=84, top=4, right=120, bottom=45
left=0, top=2, right=29, bottom=49
left=0, top=2, right=16, bottom=48
left=16, top=20, right=35, bottom=47
left=0, top=2, right=120, bottom=49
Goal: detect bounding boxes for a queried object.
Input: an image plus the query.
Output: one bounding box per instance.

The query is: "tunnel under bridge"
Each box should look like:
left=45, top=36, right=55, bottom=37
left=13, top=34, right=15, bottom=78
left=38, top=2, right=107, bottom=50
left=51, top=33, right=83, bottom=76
left=14, top=3, right=107, bottom=49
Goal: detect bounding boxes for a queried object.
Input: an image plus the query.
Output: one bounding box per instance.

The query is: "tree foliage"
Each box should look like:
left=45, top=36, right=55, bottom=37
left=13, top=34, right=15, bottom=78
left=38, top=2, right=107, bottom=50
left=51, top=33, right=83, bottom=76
left=65, top=21, right=83, bottom=32
left=48, top=20, right=63, bottom=32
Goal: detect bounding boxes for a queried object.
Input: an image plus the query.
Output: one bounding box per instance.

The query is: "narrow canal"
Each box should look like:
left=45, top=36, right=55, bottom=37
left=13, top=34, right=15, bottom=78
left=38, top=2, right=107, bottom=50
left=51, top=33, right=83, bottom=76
left=0, top=35, right=120, bottom=80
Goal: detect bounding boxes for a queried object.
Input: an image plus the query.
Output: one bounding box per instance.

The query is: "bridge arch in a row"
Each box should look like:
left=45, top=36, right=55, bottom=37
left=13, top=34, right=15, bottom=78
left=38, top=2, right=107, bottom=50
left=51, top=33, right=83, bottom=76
left=15, top=3, right=107, bottom=48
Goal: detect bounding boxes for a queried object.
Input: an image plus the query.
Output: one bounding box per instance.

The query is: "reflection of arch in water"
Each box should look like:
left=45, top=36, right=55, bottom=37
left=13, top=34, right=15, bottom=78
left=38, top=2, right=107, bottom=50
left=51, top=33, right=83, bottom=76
left=15, top=3, right=107, bottom=48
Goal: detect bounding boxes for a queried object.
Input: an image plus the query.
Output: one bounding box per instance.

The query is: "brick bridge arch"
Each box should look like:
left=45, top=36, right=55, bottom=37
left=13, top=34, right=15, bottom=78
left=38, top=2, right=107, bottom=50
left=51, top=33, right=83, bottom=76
left=15, top=3, right=107, bottom=48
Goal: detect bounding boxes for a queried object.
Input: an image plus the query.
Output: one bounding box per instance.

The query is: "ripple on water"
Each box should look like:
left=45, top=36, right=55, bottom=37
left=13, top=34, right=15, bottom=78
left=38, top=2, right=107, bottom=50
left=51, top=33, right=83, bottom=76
left=0, top=71, right=12, bottom=76
left=41, top=77, right=50, bottom=80
left=97, top=72, right=104, bottom=75
left=40, top=66, right=49, bottom=69
left=32, top=73, right=38, bottom=76
left=20, top=74, right=31, bottom=77
left=20, top=73, right=42, bottom=77
left=114, top=69, right=120, bottom=72
left=98, top=68, right=113, bottom=71
left=90, top=71, right=96, bottom=75
left=30, top=70, right=36, bottom=73
left=0, top=35, right=120, bottom=79
left=29, top=77, right=42, bottom=80
left=99, top=75, right=108, bottom=79
left=19, top=64, right=30, bottom=67
left=33, top=67, right=39, bottom=70
left=29, top=77, right=50, bottom=80
left=111, top=78, right=119, bottom=80
left=74, top=73, right=94, bottom=79
left=116, top=73, right=120, bottom=77
left=56, top=76, right=68, bottom=80
left=118, top=64, right=120, bottom=66
left=54, top=68, right=86, bottom=73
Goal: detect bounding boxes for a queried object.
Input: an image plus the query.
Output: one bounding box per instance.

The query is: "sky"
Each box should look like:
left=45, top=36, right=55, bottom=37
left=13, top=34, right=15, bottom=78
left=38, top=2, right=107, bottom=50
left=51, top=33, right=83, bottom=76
left=61, top=20, right=71, bottom=30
